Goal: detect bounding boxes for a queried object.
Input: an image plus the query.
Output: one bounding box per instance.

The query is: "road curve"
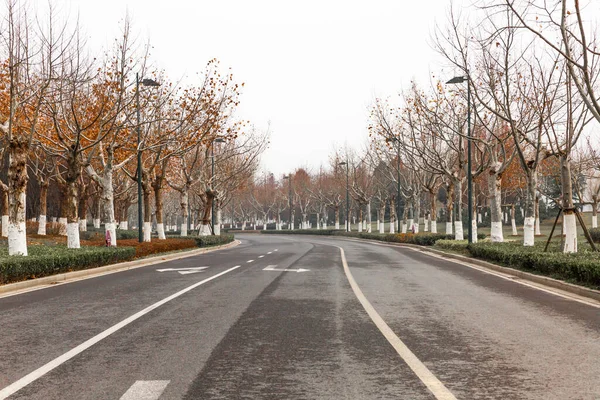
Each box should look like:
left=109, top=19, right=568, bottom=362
left=0, top=233, right=598, bottom=399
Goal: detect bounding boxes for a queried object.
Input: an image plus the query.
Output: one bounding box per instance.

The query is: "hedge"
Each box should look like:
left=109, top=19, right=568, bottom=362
left=166, top=234, right=235, bottom=248
left=259, top=229, right=485, bottom=246
left=590, top=228, right=600, bottom=243
left=467, top=242, right=600, bottom=287
left=0, top=246, right=136, bottom=284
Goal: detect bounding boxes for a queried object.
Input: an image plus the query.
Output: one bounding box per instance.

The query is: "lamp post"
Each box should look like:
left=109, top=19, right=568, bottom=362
left=211, top=137, right=226, bottom=235
left=338, top=161, right=349, bottom=231
left=283, top=175, right=292, bottom=229
left=446, top=75, right=472, bottom=243
left=136, top=73, right=160, bottom=243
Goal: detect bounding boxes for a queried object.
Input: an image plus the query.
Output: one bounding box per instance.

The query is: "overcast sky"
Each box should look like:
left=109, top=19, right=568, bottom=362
left=58, top=0, right=471, bottom=176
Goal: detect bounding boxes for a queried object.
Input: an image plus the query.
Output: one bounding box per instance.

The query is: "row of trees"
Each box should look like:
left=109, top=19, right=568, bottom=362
left=0, top=2, right=266, bottom=255
left=237, top=0, right=600, bottom=254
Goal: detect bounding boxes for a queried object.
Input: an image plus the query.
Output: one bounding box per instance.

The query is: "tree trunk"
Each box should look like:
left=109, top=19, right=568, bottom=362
left=592, top=197, right=598, bottom=229
left=489, top=170, right=504, bottom=243
left=401, top=206, right=408, bottom=234
left=523, top=170, right=537, bottom=246
left=358, top=207, right=363, bottom=232
left=366, top=201, right=372, bottom=233
left=199, top=191, right=213, bottom=236
left=445, top=183, right=454, bottom=235
left=1, top=186, right=9, bottom=237
left=379, top=202, right=385, bottom=233
left=389, top=197, right=396, bottom=234
left=65, top=179, right=80, bottom=249
left=454, top=178, right=464, bottom=240
left=335, top=205, right=340, bottom=230
left=78, top=188, right=88, bottom=233
left=511, top=204, right=518, bottom=236
left=154, top=185, right=165, bottom=239
left=414, top=196, right=420, bottom=234
left=215, top=201, right=222, bottom=235
left=430, top=191, right=437, bottom=234
left=143, top=183, right=152, bottom=242
left=560, top=156, right=577, bottom=253
left=535, top=195, right=541, bottom=235
left=180, top=189, right=189, bottom=237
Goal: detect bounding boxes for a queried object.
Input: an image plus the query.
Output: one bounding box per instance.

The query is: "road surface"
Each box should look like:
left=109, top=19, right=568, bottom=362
left=1, top=233, right=599, bottom=399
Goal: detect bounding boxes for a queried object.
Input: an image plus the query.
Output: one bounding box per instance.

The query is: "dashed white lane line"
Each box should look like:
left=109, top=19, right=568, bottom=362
left=247, top=260, right=254, bottom=263
left=258, top=255, right=265, bottom=258
left=337, top=246, right=457, bottom=400
left=0, top=266, right=241, bottom=400
left=274, top=249, right=278, bottom=252
left=267, top=252, right=272, bottom=254
left=119, top=380, right=170, bottom=400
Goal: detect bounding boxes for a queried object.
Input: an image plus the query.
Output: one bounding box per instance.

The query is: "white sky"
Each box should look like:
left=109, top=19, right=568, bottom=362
left=54, top=0, right=471, bottom=176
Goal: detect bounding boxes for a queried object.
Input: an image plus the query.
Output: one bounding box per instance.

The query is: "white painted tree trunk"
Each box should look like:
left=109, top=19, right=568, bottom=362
left=37, top=215, right=46, bottom=236
left=454, top=221, right=464, bottom=240
left=562, top=212, right=577, bottom=253
left=414, top=219, right=419, bottom=234
left=445, top=222, right=452, bottom=235
left=67, top=223, right=80, bottom=249
left=58, top=217, right=68, bottom=236
left=143, top=222, right=152, bottom=242
left=215, top=209, right=222, bottom=235
left=199, top=223, right=211, bottom=236
left=535, top=217, right=541, bottom=235
left=523, top=217, right=535, bottom=246
left=181, top=217, right=188, bottom=237
left=408, top=218, right=414, bottom=233
left=401, top=223, right=407, bottom=234
left=105, top=222, right=117, bottom=247
left=358, top=221, right=363, bottom=232
left=431, top=220, right=437, bottom=234
left=593, top=215, right=598, bottom=229
left=93, top=219, right=100, bottom=229
left=491, top=222, right=503, bottom=243
left=478, top=213, right=482, bottom=224
left=8, top=222, right=27, bottom=256
left=316, top=213, right=320, bottom=230
left=424, top=217, right=429, bottom=232
left=379, top=220, right=384, bottom=233
left=2, top=215, right=8, bottom=237
left=79, top=219, right=87, bottom=232
left=242, top=221, right=246, bottom=231
left=120, top=221, right=128, bottom=230
left=389, top=220, right=395, bottom=234
left=471, top=220, right=478, bottom=243
left=511, top=218, right=518, bottom=236
left=157, top=223, right=166, bottom=240
left=366, top=201, right=372, bottom=233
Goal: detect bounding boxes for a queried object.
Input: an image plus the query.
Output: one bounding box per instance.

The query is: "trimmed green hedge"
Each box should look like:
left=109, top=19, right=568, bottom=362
left=0, top=246, right=136, bottom=284
left=259, top=229, right=485, bottom=246
left=467, top=242, right=600, bottom=287
left=167, top=234, right=235, bottom=247
left=590, top=228, right=600, bottom=243
left=80, top=229, right=139, bottom=241
left=434, top=239, right=469, bottom=252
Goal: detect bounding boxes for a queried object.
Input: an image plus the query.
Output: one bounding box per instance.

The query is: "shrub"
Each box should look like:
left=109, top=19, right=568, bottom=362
left=590, top=228, right=600, bottom=243
left=113, top=238, right=198, bottom=258
left=467, top=242, right=600, bottom=287
left=0, top=246, right=136, bottom=284
left=434, top=239, right=469, bottom=252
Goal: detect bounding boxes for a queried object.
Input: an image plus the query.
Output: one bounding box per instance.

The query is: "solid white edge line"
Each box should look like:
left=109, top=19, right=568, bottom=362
left=0, top=266, right=241, bottom=400
left=119, top=380, right=170, bottom=400
left=337, top=246, right=457, bottom=400
left=349, top=238, right=600, bottom=309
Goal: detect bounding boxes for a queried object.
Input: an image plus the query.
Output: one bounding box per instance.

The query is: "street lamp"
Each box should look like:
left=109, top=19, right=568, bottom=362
left=338, top=161, right=349, bottom=232
left=446, top=75, right=473, bottom=243
left=211, top=137, right=226, bottom=234
left=136, top=73, right=160, bottom=243
left=283, top=175, right=292, bottom=229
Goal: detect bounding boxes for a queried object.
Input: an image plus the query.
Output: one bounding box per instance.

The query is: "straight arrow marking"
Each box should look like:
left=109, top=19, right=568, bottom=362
left=263, top=265, right=309, bottom=273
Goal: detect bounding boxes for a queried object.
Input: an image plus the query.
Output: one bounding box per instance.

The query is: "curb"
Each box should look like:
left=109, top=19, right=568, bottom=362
left=0, top=240, right=241, bottom=297
left=338, top=236, right=600, bottom=304
left=259, top=233, right=600, bottom=304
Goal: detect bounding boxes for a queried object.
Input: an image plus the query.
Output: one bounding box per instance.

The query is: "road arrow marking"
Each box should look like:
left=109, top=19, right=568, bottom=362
left=263, top=265, right=310, bottom=273
left=156, top=267, right=208, bottom=275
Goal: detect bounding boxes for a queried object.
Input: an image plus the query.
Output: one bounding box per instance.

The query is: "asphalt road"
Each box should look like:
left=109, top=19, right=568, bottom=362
left=1, top=233, right=599, bottom=399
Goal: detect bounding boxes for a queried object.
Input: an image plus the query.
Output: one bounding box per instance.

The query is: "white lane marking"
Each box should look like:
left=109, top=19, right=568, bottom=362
left=338, top=246, right=457, bottom=400
left=247, top=260, right=254, bottom=263
left=258, top=255, right=265, bottom=258
left=120, top=380, right=170, bottom=400
left=0, top=266, right=241, bottom=400
left=274, top=249, right=278, bottom=252
left=347, top=238, right=600, bottom=309
left=263, top=265, right=310, bottom=273
left=267, top=252, right=272, bottom=254
left=156, top=267, right=208, bottom=275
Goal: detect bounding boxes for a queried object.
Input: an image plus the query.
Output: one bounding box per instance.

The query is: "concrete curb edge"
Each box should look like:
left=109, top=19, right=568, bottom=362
left=0, top=239, right=241, bottom=296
